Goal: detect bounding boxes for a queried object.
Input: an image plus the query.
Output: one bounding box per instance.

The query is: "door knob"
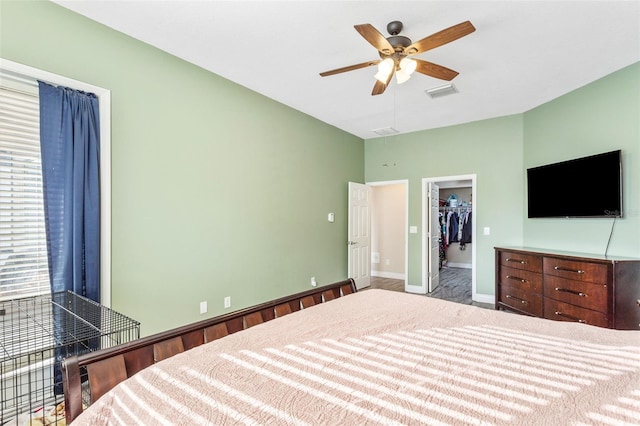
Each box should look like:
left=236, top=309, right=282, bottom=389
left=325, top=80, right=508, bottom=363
left=348, top=241, right=358, bottom=245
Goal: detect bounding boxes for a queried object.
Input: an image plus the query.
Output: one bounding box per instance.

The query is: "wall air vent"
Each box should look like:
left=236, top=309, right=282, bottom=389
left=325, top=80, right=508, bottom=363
left=372, top=126, right=399, bottom=136
left=425, top=83, right=458, bottom=99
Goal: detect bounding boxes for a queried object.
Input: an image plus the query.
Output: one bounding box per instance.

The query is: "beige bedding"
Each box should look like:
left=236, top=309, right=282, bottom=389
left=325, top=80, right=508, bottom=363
left=74, top=290, right=640, bottom=425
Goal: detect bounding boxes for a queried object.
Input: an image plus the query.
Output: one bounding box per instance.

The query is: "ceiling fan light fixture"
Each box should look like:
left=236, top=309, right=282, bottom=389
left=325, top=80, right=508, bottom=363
left=374, top=71, right=388, bottom=83
left=395, top=69, right=411, bottom=84
left=399, top=57, right=417, bottom=75
left=375, top=58, right=394, bottom=82
left=378, top=58, right=394, bottom=73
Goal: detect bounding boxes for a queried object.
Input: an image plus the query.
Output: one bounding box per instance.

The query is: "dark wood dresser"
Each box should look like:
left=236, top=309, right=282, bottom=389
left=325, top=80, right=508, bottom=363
left=495, top=247, right=640, bottom=330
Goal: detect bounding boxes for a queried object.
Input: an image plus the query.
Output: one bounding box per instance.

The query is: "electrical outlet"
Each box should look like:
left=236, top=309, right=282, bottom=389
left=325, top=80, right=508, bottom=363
left=224, top=296, right=231, bottom=309
left=311, top=277, right=317, bottom=287
left=199, top=301, right=207, bottom=314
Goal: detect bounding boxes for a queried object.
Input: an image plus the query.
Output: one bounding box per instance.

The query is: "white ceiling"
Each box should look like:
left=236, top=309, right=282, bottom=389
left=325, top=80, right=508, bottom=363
left=53, top=1, right=640, bottom=140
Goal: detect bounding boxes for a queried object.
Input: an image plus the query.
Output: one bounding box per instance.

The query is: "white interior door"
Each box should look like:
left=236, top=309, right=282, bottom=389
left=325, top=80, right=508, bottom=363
left=348, top=182, right=371, bottom=290
left=428, top=182, right=440, bottom=292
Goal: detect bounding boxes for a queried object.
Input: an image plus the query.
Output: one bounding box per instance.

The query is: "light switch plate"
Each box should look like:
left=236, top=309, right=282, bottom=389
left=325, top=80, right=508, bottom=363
left=409, top=226, right=418, bottom=234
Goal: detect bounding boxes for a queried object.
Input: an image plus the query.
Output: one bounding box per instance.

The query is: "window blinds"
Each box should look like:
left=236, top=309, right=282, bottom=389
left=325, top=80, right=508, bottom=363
left=0, top=86, right=50, bottom=301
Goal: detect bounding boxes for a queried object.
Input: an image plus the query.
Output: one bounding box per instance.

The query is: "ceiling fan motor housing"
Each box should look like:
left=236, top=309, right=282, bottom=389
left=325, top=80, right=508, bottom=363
left=387, top=35, right=412, bottom=49
left=385, top=21, right=411, bottom=60
left=386, top=20, right=404, bottom=36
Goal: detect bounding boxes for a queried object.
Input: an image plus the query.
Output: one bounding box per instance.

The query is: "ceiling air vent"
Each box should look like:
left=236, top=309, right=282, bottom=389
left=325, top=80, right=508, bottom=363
left=372, top=126, right=399, bottom=136
left=425, top=83, right=458, bottom=99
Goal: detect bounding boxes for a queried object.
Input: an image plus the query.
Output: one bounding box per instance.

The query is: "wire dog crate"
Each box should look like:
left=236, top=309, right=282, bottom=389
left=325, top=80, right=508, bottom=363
left=0, top=291, right=139, bottom=425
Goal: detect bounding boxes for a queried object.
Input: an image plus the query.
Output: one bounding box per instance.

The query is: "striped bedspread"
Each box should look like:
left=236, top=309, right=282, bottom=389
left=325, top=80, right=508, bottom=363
left=74, top=289, right=640, bottom=425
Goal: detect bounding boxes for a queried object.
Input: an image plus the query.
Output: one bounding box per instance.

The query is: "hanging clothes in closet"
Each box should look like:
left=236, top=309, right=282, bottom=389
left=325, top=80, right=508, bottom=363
left=446, top=210, right=459, bottom=245
left=459, top=210, right=472, bottom=250
left=442, top=208, right=472, bottom=249
left=439, top=212, right=447, bottom=268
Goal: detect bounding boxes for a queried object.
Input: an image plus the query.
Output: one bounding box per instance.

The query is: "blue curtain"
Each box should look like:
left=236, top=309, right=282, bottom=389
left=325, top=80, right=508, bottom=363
left=38, top=81, right=101, bottom=302
left=39, top=81, right=101, bottom=395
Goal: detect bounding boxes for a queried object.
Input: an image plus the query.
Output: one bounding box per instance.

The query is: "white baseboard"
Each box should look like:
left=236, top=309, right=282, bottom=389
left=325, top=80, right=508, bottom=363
left=445, top=263, right=472, bottom=269
left=405, top=285, right=426, bottom=295
left=371, top=271, right=406, bottom=280
left=473, top=293, right=495, bottom=304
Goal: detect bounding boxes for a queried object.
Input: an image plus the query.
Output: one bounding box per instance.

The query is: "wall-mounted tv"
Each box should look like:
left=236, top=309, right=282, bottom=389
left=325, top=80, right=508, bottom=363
left=527, top=150, right=622, bottom=218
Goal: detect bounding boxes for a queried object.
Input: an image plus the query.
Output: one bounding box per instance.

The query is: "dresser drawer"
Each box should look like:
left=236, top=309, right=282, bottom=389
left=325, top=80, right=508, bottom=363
left=499, top=286, right=542, bottom=317
left=544, top=298, right=609, bottom=328
left=500, top=251, right=542, bottom=273
left=544, top=275, right=609, bottom=313
left=498, top=266, right=542, bottom=293
left=543, top=257, right=608, bottom=284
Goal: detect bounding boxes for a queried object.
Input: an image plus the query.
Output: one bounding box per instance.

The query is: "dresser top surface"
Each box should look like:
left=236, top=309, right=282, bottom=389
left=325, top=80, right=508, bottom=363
left=495, top=246, right=640, bottom=262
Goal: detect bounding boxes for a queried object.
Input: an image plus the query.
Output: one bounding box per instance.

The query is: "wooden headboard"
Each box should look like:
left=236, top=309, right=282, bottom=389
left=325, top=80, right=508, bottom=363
left=62, top=278, right=357, bottom=423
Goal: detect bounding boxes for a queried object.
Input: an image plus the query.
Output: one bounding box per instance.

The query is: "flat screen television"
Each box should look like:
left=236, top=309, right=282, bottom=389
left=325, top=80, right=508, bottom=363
left=527, top=150, right=622, bottom=218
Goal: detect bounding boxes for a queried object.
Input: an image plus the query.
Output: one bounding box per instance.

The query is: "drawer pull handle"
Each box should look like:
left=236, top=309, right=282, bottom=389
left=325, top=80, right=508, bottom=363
left=554, top=287, right=586, bottom=297
left=554, top=266, right=585, bottom=274
left=506, top=275, right=528, bottom=283
left=554, top=311, right=586, bottom=323
left=506, top=258, right=527, bottom=265
left=505, top=294, right=528, bottom=305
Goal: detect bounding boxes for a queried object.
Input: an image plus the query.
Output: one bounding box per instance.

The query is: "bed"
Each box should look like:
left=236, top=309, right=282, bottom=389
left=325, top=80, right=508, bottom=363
left=63, top=279, right=640, bottom=425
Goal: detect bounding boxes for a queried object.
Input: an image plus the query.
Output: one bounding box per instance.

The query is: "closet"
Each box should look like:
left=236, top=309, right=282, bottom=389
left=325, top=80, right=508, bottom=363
left=438, top=188, right=472, bottom=269
left=424, top=176, right=475, bottom=303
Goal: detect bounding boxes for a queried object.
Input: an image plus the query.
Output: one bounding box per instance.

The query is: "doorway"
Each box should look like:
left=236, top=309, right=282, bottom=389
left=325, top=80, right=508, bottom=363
left=368, top=180, right=408, bottom=291
left=422, top=175, right=476, bottom=302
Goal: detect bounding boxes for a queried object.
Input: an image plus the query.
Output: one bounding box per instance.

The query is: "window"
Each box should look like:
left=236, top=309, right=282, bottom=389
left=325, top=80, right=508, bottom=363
left=0, top=79, right=49, bottom=300
left=0, top=59, right=111, bottom=305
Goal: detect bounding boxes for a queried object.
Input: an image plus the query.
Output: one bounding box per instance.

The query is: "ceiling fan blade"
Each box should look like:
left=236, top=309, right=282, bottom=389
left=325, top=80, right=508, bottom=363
left=414, top=59, right=459, bottom=81
left=355, top=24, right=395, bottom=56
left=406, top=21, right=476, bottom=55
left=319, top=60, right=380, bottom=77
left=372, top=80, right=386, bottom=96
left=372, top=68, right=395, bottom=96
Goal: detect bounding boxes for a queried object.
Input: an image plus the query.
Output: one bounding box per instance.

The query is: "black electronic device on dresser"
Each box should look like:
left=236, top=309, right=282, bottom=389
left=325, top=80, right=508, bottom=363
left=495, top=247, right=640, bottom=330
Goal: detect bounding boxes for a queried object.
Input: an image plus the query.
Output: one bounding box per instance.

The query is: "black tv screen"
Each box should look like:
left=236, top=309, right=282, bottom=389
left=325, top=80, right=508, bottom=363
left=527, top=150, right=622, bottom=218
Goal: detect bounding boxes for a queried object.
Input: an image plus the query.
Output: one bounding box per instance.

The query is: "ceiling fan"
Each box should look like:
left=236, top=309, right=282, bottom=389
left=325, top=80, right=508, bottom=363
left=319, top=20, right=476, bottom=95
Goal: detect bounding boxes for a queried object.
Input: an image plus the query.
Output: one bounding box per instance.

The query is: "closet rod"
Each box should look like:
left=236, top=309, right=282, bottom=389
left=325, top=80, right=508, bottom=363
left=440, top=206, right=471, bottom=211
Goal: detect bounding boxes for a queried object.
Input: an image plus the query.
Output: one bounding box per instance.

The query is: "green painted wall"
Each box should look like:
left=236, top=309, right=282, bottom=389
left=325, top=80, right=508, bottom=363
left=0, top=0, right=363, bottom=335
left=365, top=62, right=640, bottom=297
left=523, top=62, right=640, bottom=256
left=365, top=115, right=524, bottom=295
